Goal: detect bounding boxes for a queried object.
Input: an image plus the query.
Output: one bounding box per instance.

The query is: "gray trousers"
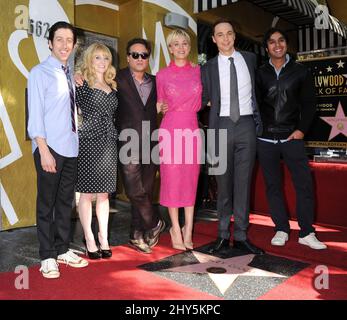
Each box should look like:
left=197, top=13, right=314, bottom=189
left=215, top=116, right=256, bottom=241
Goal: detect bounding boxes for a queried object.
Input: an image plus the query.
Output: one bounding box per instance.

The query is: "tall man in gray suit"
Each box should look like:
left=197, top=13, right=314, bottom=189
left=201, top=19, right=264, bottom=255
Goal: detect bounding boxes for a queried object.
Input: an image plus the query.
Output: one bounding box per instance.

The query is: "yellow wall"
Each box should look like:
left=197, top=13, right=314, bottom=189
left=117, top=0, right=197, bottom=70
left=328, top=0, right=347, bottom=25
left=142, top=0, right=197, bottom=71
left=118, top=0, right=142, bottom=68
left=75, top=3, right=119, bottom=37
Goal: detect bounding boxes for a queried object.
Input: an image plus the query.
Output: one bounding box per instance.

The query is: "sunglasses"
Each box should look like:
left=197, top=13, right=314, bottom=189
left=128, top=52, right=149, bottom=60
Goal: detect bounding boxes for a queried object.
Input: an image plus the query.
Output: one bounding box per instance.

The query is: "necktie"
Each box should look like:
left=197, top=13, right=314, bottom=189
left=228, top=57, right=240, bottom=123
left=62, top=65, right=76, bottom=132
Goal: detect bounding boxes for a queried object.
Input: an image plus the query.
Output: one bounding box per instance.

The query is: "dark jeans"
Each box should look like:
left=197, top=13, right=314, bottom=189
left=257, top=139, right=315, bottom=238
left=34, top=148, right=77, bottom=260
left=119, top=162, right=159, bottom=239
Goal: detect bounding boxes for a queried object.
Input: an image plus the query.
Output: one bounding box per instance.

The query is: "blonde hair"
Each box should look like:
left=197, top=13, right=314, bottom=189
left=79, top=42, right=117, bottom=89
left=166, top=29, right=191, bottom=47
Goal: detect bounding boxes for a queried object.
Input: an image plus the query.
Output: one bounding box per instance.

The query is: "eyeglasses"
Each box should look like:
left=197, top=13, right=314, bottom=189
left=128, top=52, right=149, bottom=60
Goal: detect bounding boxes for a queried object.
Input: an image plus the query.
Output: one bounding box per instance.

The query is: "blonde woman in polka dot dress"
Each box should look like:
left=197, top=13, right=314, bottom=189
left=75, top=43, right=118, bottom=259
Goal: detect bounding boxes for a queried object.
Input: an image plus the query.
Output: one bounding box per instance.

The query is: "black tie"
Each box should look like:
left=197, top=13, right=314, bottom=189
left=62, top=65, right=76, bottom=132
left=228, top=57, right=240, bottom=123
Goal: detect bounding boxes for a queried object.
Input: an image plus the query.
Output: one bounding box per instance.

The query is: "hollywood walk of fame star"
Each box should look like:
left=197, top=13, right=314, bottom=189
left=337, top=60, right=345, bottom=69
left=162, top=251, right=285, bottom=295
left=326, top=66, right=333, bottom=72
left=321, top=102, right=347, bottom=140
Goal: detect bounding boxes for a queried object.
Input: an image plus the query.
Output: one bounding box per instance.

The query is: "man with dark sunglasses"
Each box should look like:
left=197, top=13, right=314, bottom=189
left=128, top=52, right=150, bottom=60
left=116, top=38, right=166, bottom=254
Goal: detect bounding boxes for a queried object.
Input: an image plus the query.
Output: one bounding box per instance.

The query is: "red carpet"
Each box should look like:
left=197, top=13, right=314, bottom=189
left=259, top=265, right=347, bottom=300
left=0, top=214, right=346, bottom=300
left=0, top=244, right=219, bottom=300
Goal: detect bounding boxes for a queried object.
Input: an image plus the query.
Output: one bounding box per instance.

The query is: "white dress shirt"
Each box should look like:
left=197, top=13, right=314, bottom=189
left=218, top=51, right=253, bottom=117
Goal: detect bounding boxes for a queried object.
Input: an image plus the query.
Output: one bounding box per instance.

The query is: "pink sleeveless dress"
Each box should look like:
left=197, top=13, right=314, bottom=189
left=156, top=61, right=202, bottom=207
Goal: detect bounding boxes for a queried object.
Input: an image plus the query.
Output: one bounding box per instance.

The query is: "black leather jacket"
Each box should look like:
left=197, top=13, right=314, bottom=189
left=256, top=58, right=316, bottom=139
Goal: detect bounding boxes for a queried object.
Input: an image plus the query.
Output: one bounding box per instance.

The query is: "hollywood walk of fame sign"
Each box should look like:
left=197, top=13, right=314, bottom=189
left=302, top=56, right=347, bottom=148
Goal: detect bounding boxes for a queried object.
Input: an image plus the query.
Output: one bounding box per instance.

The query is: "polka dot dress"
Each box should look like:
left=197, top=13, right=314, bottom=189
left=76, top=80, right=118, bottom=193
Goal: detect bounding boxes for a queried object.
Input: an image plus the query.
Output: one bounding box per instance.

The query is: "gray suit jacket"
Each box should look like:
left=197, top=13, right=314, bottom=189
left=201, top=50, right=262, bottom=136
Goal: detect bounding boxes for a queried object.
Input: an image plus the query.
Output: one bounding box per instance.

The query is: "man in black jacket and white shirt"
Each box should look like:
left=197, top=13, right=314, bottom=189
left=256, top=28, right=326, bottom=250
left=201, top=19, right=264, bottom=255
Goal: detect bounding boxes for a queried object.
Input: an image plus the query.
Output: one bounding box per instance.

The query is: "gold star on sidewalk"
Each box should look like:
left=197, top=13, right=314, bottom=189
left=163, top=252, right=285, bottom=295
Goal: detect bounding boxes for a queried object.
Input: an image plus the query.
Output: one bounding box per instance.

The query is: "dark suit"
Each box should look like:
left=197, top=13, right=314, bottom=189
left=201, top=51, right=262, bottom=241
left=116, top=67, right=159, bottom=238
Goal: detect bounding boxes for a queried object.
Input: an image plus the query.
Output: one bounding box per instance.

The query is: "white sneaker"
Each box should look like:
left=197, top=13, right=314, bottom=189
left=40, top=258, right=60, bottom=279
left=57, top=250, right=89, bottom=268
left=298, top=233, right=327, bottom=250
left=271, top=231, right=289, bottom=246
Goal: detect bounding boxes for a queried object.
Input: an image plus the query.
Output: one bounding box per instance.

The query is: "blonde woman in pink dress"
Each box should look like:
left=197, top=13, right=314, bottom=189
left=156, top=29, right=202, bottom=251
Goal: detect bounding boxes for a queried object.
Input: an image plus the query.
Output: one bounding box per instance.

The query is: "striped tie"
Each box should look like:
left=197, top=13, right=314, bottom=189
left=62, top=65, right=76, bottom=132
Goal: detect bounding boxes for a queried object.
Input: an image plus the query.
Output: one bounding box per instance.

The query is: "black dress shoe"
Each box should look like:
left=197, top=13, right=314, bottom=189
left=207, top=237, right=230, bottom=254
left=83, top=239, right=102, bottom=259
left=100, top=249, right=112, bottom=259
left=233, top=240, right=265, bottom=255
left=86, top=249, right=102, bottom=260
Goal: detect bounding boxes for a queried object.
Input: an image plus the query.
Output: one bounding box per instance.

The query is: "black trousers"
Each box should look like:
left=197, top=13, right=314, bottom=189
left=257, top=139, right=315, bottom=238
left=119, top=162, right=159, bottom=239
left=34, top=148, right=77, bottom=260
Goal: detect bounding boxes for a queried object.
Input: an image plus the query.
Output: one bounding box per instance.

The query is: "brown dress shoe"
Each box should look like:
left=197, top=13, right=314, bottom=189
left=128, top=238, right=152, bottom=254
left=145, top=220, right=166, bottom=248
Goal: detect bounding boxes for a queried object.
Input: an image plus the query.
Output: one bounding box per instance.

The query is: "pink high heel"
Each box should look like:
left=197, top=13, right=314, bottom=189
left=182, top=226, right=193, bottom=250
left=169, top=227, right=186, bottom=251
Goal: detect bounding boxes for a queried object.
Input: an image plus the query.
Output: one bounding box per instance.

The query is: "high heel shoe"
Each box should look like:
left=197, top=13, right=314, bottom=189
left=86, top=249, right=102, bottom=259
left=100, top=248, right=112, bottom=259
left=98, top=233, right=112, bottom=258
left=83, top=238, right=102, bottom=259
left=182, top=226, right=193, bottom=250
left=169, top=227, right=186, bottom=251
